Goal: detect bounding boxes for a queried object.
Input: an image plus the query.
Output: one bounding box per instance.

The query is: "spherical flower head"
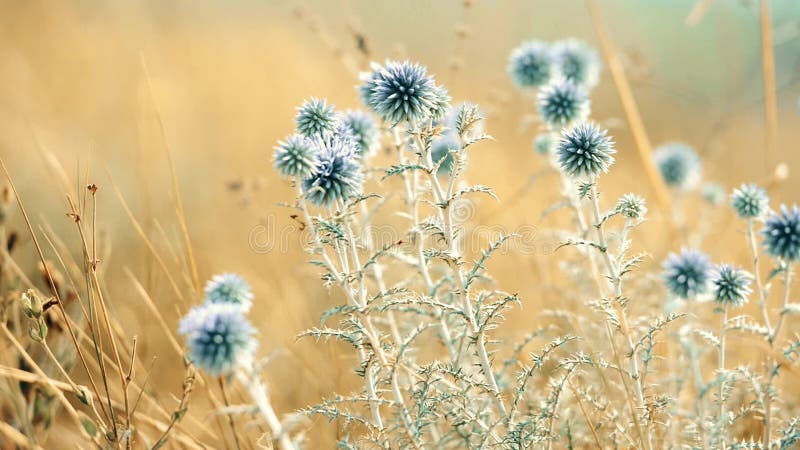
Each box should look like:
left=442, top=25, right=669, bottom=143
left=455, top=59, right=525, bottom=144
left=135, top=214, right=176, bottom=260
left=295, top=98, right=338, bottom=139
left=357, top=62, right=381, bottom=107
left=537, top=80, right=589, bottom=128
left=431, top=133, right=459, bottom=175
left=302, top=135, right=363, bottom=206
left=701, top=182, right=725, bottom=206
left=762, top=204, right=800, bottom=262
left=534, top=133, right=553, bottom=155
left=508, top=41, right=553, bottom=88
left=662, top=248, right=712, bottom=300
left=273, top=134, right=318, bottom=178
left=616, top=193, right=647, bottom=220
left=178, top=304, right=256, bottom=376
left=711, top=264, right=752, bottom=307
left=730, top=183, right=769, bottom=219
left=653, top=142, right=701, bottom=190
left=556, top=122, right=615, bottom=178
left=341, top=110, right=380, bottom=157
left=552, top=40, right=600, bottom=89
left=366, top=61, right=440, bottom=125
left=204, top=273, right=254, bottom=312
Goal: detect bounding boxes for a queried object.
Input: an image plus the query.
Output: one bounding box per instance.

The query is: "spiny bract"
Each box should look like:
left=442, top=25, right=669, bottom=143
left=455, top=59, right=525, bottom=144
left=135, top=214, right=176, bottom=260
left=556, top=122, right=615, bottom=178
left=616, top=193, right=647, bottom=220
left=508, top=40, right=553, bottom=88
left=363, top=60, right=442, bottom=125
left=653, top=142, right=701, bottom=190
left=711, top=264, right=752, bottom=306
left=662, top=248, right=712, bottom=300
left=178, top=304, right=257, bottom=376
left=302, top=135, right=363, bottom=206
left=204, top=273, right=254, bottom=311
left=340, top=110, right=380, bottom=157
left=762, top=205, right=800, bottom=262
left=295, top=98, right=338, bottom=138
left=537, top=80, right=589, bottom=127
left=730, top=183, right=769, bottom=219
left=273, top=134, right=318, bottom=178
left=552, top=39, right=600, bottom=89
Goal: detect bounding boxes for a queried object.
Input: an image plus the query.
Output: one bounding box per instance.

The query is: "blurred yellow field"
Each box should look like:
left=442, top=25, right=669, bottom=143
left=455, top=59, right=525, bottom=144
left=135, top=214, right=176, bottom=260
left=1, top=1, right=799, bottom=448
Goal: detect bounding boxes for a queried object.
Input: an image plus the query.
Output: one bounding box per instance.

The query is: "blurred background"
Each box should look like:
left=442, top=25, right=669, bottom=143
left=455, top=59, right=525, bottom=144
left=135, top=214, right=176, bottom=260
left=1, top=0, right=800, bottom=445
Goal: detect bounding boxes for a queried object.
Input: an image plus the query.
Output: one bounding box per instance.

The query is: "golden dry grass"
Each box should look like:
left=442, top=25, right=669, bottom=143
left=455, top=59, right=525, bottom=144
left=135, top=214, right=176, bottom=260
left=1, top=0, right=799, bottom=447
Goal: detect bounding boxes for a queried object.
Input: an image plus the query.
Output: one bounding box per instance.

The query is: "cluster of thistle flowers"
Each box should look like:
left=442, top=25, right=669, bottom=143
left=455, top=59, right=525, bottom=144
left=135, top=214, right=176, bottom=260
left=272, top=60, right=573, bottom=447
left=178, top=274, right=256, bottom=376
left=510, top=37, right=800, bottom=448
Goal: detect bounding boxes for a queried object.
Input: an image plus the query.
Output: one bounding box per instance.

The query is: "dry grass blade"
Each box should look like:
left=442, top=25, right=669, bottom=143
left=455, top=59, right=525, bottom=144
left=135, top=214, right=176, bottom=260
left=760, top=0, right=778, bottom=174
left=139, top=53, right=202, bottom=294
left=585, top=0, right=672, bottom=213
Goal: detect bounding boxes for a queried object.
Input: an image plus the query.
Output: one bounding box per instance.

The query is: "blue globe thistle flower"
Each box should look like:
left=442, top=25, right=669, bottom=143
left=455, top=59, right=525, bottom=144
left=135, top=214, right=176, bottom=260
left=178, top=304, right=257, bottom=376
left=204, top=273, right=254, bottom=312
left=534, top=133, right=553, bottom=155
left=357, top=62, right=381, bottom=107
left=273, top=134, right=318, bottom=178
left=556, top=122, right=615, bottom=178
left=430, top=133, right=459, bottom=174
left=365, top=61, right=440, bottom=125
left=537, top=80, right=589, bottom=127
left=303, top=135, right=363, bottom=206
left=508, top=41, right=553, bottom=88
left=653, top=142, right=701, bottom=190
left=701, top=182, right=726, bottom=206
left=711, top=264, right=752, bottom=307
left=552, top=40, right=601, bottom=89
left=340, top=110, right=380, bottom=157
left=296, top=98, right=338, bottom=138
left=730, top=183, right=769, bottom=219
left=616, top=193, right=647, bottom=220
left=762, top=205, right=800, bottom=262
left=662, top=248, right=712, bottom=300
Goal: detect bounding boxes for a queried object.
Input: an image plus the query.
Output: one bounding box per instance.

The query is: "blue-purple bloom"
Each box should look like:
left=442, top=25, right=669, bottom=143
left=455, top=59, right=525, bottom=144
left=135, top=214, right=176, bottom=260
left=179, top=304, right=257, bottom=376
left=662, top=248, right=712, bottom=300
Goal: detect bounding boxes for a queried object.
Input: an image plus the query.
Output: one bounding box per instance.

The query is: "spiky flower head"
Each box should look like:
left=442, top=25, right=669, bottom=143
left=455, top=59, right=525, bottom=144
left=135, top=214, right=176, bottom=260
left=762, top=205, right=800, bottom=262
left=273, top=134, right=318, bottom=178
left=302, top=134, right=363, bottom=206
left=537, top=80, right=589, bottom=127
left=556, top=122, right=615, bottom=178
left=711, top=264, right=752, bottom=307
left=204, top=273, right=254, bottom=312
left=552, top=40, right=600, bottom=89
left=295, top=98, right=338, bottom=138
left=662, top=248, right=712, bottom=300
left=508, top=41, right=553, bottom=88
left=178, top=304, right=256, bottom=376
left=701, top=182, right=725, bottom=206
left=364, top=61, right=441, bottom=125
left=653, top=142, right=701, bottom=190
left=730, top=183, right=769, bottom=219
left=340, top=110, right=380, bottom=157
left=534, top=133, right=553, bottom=155
left=431, top=133, right=459, bottom=175
left=616, top=193, right=647, bottom=220
left=357, top=62, right=381, bottom=107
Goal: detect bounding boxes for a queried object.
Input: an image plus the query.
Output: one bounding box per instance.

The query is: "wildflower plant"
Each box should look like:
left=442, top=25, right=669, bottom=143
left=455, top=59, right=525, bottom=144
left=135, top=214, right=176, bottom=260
left=5, top=26, right=800, bottom=450
left=508, top=40, right=553, bottom=88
